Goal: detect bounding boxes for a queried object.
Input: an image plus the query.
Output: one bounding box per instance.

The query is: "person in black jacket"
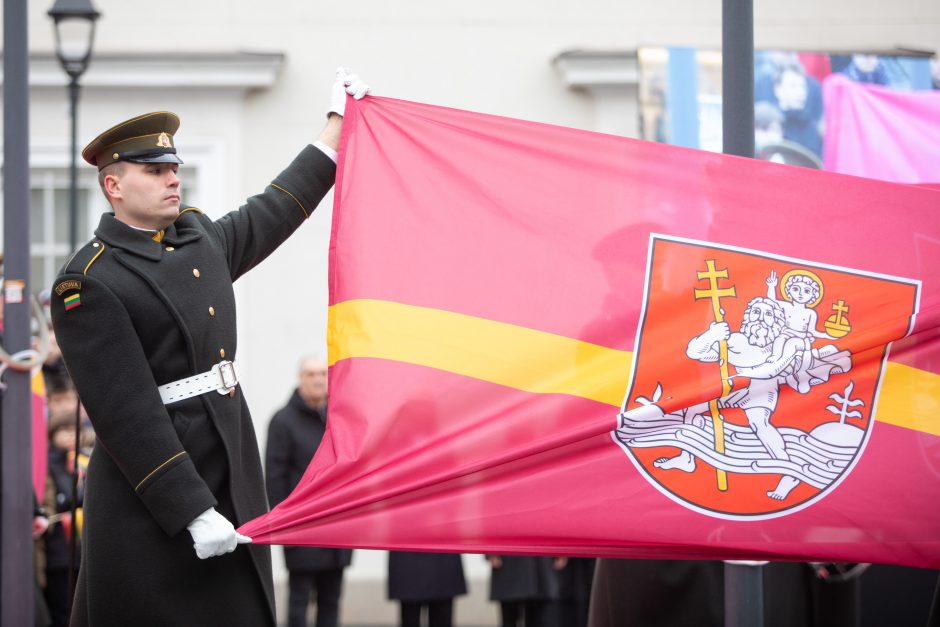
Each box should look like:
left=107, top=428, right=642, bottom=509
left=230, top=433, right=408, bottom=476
left=266, top=357, right=352, bottom=627
left=556, top=557, right=594, bottom=627
left=388, top=551, right=467, bottom=627
left=488, top=555, right=566, bottom=627
left=51, top=69, right=369, bottom=627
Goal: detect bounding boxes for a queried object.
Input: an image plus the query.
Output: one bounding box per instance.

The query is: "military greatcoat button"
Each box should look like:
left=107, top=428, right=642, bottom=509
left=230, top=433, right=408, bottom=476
left=192, top=269, right=200, bottom=278
left=209, top=307, right=215, bottom=317
left=165, top=246, right=175, bottom=252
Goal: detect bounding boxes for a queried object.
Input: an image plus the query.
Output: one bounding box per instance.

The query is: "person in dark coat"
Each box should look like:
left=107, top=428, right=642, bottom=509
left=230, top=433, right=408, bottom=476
left=265, top=357, right=352, bottom=627
left=588, top=559, right=864, bottom=627
left=388, top=551, right=467, bottom=627
left=488, top=555, right=565, bottom=627
left=51, top=70, right=370, bottom=627
left=556, top=557, right=595, bottom=627
left=588, top=560, right=724, bottom=627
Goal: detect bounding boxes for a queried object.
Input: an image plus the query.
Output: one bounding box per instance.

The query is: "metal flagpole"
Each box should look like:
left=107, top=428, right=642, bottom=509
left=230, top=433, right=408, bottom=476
left=721, top=2, right=765, bottom=626
left=722, top=0, right=755, bottom=159
left=1, top=0, right=35, bottom=624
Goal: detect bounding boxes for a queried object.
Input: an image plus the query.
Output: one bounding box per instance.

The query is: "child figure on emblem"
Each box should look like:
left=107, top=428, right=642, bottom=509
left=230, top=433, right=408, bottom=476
left=766, top=269, right=838, bottom=393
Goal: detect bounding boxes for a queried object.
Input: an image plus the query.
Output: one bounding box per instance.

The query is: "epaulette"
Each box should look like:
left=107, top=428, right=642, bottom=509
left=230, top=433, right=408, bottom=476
left=60, top=239, right=106, bottom=277
left=175, top=206, right=204, bottom=222
left=53, top=239, right=105, bottom=304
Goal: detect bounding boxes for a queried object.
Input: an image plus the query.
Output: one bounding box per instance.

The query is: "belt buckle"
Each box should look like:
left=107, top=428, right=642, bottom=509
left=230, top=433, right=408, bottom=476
left=215, top=360, right=238, bottom=394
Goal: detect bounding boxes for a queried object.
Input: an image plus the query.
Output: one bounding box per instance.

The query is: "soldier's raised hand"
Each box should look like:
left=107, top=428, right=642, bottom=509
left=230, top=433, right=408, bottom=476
left=327, top=67, right=371, bottom=118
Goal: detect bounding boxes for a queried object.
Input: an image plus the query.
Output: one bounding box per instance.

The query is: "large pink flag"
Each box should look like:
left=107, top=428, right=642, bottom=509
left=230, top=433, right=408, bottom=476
left=823, top=74, right=940, bottom=183
left=241, top=96, right=940, bottom=567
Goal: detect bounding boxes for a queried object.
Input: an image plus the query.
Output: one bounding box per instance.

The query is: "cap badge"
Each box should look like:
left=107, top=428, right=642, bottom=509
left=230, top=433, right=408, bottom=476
left=156, top=132, right=172, bottom=148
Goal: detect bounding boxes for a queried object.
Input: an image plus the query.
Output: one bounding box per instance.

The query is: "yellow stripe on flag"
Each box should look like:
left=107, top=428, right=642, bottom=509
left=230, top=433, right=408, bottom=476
left=877, top=361, right=940, bottom=437
left=328, top=299, right=632, bottom=406
left=328, top=299, right=940, bottom=437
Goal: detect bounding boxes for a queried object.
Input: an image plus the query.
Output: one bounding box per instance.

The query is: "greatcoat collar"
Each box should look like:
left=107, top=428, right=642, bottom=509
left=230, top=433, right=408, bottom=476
left=95, top=212, right=204, bottom=261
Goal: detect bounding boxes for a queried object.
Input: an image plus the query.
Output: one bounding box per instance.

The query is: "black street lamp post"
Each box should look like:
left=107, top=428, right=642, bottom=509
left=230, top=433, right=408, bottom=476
left=48, top=0, right=100, bottom=254
left=48, top=0, right=100, bottom=611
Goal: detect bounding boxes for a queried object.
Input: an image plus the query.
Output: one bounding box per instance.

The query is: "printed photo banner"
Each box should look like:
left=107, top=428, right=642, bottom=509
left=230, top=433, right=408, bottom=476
left=823, top=74, right=940, bottom=183
left=240, top=96, right=940, bottom=568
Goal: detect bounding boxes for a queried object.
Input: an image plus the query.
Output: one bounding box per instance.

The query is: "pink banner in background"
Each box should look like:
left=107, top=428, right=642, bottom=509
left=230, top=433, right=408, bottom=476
left=823, top=74, right=940, bottom=184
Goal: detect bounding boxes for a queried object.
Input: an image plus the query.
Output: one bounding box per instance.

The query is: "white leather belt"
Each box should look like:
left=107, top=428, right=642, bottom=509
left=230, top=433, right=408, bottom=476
left=158, top=360, right=240, bottom=405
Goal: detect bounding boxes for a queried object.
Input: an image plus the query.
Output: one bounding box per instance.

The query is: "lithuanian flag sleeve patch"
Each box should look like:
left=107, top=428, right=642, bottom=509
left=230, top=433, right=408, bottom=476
left=64, top=293, right=82, bottom=311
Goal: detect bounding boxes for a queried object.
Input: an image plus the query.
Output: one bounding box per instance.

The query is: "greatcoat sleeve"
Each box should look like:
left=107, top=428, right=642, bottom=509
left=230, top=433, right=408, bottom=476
left=212, top=145, right=337, bottom=281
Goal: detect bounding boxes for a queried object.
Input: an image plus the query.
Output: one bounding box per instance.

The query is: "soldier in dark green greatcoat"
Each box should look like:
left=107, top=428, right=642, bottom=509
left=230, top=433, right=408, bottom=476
left=50, top=69, right=369, bottom=627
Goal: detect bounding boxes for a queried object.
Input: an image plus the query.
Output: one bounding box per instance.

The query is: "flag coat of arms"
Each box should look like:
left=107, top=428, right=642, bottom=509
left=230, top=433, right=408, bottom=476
left=619, top=235, right=918, bottom=519
left=240, top=96, right=940, bottom=568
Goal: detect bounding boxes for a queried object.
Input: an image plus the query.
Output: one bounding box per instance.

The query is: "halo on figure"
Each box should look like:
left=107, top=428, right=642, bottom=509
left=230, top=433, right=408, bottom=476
left=779, top=269, right=824, bottom=308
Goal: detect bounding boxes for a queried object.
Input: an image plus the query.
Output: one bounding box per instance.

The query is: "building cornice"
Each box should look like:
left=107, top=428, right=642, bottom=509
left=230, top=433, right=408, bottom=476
left=552, top=49, right=639, bottom=89
left=552, top=49, right=641, bottom=138
left=5, top=51, right=284, bottom=90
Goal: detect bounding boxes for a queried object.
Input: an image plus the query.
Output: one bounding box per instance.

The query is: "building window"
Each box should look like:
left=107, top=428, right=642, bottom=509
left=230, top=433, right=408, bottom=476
left=30, top=167, right=97, bottom=294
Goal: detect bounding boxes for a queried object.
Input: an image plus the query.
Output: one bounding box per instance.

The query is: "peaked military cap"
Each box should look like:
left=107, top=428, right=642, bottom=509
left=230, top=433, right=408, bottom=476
left=82, top=111, right=184, bottom=170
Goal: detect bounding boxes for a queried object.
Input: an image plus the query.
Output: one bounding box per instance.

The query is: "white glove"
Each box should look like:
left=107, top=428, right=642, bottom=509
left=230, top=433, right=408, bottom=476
left=328, top=67, right=371, bottom=117
left=186, top=507, right=252, bottom=559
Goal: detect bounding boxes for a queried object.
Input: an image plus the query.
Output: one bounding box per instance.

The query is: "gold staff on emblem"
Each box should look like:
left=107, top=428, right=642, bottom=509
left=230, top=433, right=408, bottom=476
left=693, top=259, right=736, bottom=492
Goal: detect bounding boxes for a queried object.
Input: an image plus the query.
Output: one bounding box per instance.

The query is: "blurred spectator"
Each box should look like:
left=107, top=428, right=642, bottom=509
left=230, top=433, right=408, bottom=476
left=754, top=101, right=785, bottom=151
left=860, top=564, right=939, bottom=626
left=488, top=555, right=565, bottom=627
left=755, top=53, right=824, bottom=157
left=34, top=493, right=52, bottom=627
left=556, top=557, right=595, bottom=627
left=796, top=53, right=833, bottom=84
left=388, top=551, right=466, bottom=627
left=45, top=378, right=77, bottom=423
left=266, top=357, right=351, bottom=627
left=588, top=560, right=863, bottom=627
left=44, top=409, right=87, bottom=627
left=41, top=327, right=69, bottom=389
left=772, top=63, right=824, bottom=156
left=44, top=377, right=93, bottom=453
left=588, top=560, right=723, bottom=627
left=841, top=54, right=890, bottom=86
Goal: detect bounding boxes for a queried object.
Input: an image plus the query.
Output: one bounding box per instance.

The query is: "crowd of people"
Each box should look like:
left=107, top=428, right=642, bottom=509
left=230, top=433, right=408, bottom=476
left=31, top=328, right=95, bottom=627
